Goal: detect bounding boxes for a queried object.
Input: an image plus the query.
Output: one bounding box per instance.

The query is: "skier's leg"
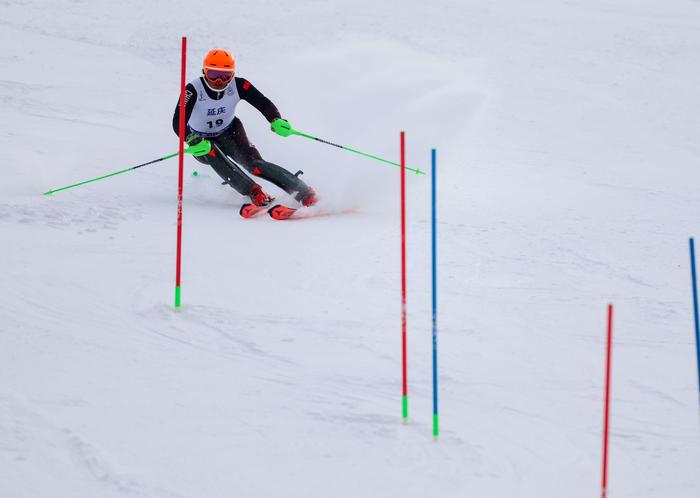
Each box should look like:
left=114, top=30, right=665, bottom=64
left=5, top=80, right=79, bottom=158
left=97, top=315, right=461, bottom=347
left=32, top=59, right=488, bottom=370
left=194, top=148, right=255, bottom=196
left=224, top=118, right=317, bottom=205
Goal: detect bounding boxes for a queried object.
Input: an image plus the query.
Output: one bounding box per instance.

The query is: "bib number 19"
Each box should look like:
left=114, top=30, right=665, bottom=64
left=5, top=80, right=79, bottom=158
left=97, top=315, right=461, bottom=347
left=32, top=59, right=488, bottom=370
left=207, top=119, right=224, bottom=128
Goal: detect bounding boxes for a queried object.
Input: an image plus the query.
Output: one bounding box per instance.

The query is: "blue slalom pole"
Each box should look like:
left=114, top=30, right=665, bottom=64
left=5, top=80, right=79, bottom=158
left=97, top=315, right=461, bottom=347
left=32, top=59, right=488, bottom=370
left=690, top=238, right=700, bottom=403
left=431, top=148, right=439, bottom=437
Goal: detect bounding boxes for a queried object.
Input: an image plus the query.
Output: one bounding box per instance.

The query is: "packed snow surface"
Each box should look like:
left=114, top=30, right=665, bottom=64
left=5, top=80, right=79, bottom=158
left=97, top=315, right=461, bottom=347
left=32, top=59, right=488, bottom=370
left=1, top=1, right=699, bottom=497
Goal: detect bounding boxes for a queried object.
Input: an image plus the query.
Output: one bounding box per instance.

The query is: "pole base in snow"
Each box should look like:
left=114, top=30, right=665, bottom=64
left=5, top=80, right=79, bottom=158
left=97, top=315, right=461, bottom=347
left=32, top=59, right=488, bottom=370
left=174, top=285, right=181, bottom=308
left=433, top=414, right=439, bottom=437
left=402, top=395, right=408, bottom=420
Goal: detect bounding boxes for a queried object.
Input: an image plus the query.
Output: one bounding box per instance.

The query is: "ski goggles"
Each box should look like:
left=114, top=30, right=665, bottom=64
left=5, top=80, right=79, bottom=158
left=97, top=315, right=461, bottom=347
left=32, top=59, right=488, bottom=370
left=204, top=68, right=234, bottom=82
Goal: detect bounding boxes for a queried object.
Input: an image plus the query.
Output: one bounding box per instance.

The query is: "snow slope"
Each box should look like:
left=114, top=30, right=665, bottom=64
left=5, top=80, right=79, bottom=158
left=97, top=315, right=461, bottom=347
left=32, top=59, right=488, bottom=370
left=1, top=1, right=699, bottom=496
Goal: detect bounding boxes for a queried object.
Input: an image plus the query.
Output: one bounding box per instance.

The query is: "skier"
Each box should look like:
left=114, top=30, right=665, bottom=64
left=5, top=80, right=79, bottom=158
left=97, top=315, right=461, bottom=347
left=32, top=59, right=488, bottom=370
left=172, top=48, right=317, bottom=215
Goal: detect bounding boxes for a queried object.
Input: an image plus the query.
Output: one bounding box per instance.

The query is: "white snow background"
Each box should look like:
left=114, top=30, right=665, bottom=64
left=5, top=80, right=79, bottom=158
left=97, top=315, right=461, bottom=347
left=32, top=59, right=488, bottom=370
left=1, top=0, right=699, bottom=497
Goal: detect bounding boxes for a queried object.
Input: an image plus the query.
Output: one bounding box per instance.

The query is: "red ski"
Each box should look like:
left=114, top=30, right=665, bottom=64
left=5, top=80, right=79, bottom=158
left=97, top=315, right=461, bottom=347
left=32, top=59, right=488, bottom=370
left=241, top=189, right=317, bottom=220
left=240, top=202, right=298, bottom=220
left=239, top=203, right=268, bottom=218
left=268, top=204, right=298, bottom=220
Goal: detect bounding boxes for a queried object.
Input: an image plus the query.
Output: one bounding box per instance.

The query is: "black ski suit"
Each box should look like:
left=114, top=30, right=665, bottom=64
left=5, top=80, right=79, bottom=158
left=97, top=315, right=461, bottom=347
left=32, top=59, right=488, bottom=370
left=172, top=76, right=311, bottom=200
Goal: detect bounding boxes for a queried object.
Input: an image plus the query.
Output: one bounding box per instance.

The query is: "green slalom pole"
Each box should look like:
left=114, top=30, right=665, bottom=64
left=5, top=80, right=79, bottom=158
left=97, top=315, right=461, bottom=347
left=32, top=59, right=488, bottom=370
left=43, top=141, right=212, bottom=196
left=272, top=121, right=425, bottom=175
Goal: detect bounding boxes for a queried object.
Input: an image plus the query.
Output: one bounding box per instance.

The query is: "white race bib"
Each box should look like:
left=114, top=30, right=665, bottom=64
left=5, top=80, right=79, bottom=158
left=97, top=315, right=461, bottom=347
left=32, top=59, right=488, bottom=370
left=187, top=77, right=240, bottom=137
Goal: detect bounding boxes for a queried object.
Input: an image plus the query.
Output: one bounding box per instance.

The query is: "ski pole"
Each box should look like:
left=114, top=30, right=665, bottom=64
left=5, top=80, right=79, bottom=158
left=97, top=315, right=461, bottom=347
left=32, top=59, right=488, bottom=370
left=43, top=141, right=211, bottom=196
left=273, top=121, right=425, bottom=175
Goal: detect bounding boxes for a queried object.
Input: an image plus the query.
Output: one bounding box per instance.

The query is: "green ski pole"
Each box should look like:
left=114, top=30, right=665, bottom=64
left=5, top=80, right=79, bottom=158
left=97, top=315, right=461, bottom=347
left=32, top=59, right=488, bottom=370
left=271, top=120, right=425, bottom=175
left=43, top=140, right=212, bottom=196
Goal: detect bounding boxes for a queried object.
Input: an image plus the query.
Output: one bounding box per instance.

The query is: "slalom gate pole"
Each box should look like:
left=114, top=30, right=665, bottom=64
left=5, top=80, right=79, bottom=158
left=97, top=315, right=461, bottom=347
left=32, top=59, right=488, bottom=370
left=431, top=148, right=439, bottom=437
left=690, top=238, right=700, bottom=404
left=401, top=131, right=408, bottom=421
left=601, top=304, right=614, bottom=498
left=174, top=36, right=186, bottom=308
left=288, top=127, right=425, bottom=175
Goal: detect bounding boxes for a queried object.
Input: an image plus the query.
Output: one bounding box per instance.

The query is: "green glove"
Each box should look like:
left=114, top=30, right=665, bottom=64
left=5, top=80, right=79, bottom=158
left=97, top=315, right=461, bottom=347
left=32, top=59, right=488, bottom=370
left=186, top=139, right=211, bottom=157
left=271, top=118, right=293, bottom=137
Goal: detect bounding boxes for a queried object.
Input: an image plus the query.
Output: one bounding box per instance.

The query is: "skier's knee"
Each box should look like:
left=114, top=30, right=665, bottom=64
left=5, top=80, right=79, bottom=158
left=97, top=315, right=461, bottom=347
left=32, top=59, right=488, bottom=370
left=249, top=159, right=265, bottom=176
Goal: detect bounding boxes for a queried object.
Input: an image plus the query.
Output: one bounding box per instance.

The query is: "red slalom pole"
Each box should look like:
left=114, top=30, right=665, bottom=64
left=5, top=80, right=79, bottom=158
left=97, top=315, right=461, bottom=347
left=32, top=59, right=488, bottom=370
left=601, top=304, right=614, bottom=498
left=401, top=131, right=408, bottom=420
left=175, top=36, right=186, bottom=308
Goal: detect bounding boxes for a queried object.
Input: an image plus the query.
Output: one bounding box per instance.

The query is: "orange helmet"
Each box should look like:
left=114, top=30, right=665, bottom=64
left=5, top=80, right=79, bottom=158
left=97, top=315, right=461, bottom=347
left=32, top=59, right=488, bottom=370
left=202, top=49, right=235, bottom=91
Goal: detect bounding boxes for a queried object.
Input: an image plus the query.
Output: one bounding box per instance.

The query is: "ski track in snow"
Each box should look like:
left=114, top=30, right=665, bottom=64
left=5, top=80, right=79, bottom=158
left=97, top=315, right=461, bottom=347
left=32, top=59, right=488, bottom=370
left=0, top=201, right=142, bottom=233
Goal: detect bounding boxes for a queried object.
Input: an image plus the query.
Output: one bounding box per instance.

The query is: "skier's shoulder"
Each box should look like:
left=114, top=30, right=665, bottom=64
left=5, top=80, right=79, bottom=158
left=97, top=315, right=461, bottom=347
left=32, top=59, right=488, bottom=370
left=235, top=76, right=254, bottom=93
left=187, top=77, right=208, bottom=92
left=183, top=80, right=199, bottom=102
